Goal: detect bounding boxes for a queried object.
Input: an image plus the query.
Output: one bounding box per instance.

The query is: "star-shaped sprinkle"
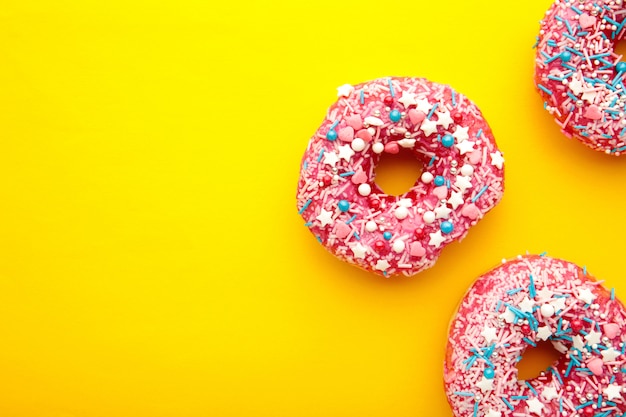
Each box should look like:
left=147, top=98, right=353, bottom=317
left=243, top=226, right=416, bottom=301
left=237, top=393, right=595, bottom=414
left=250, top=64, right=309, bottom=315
left=323, top=151, right=339, bottom=167
left=577, top=288, right=596, bottom=305
left=452, top=125, right=469, bottom=142
left=585, top=330, right=602, bottom=346
left=527, top=397, right=544, bottom=415
left=550, top=297, right=566, bottom=312
left=542, top=386, right=559, bottom=401
left=535, top=287, right=554, bottom=301
left=398, top=92, right=418, bottom=108
left=434, top=205, right=452, bottom=219
left=316, top=208, right=333, bottom=227
left=415, top=98, right=432, bottom=114
left=601, top=347, right=620, bottom=362
left=569, top=79, right=584, bottom=95
left=485, top=410, right=501, bottom=417
left=455, top=139, right=475, bottom=155
left=518, top=297, right=535, bottom=313
left=582, top=90, right=597, bottom=104
left=572, top=335, right=585, bottom=351
left=428, top=230, right=446, bottom=248
left=604, top=384, right=623, bottom=400
left=337, top=144, right=355, bottom=161
left=447, top=191, right=464, bottom=210
left=420, top=118, right=438, bottom=137
left=476, top=376, right=494, bottom=392
left=490, top=151, right=504, bottom=169
left=481, top=326, right=498, bottom=344
left=398, top=198, right=413, bottom=207
left=454, top=175, right=473, bottom=193
left=351, top=243, right=367, bottom=259
left=337, top=84, right=354, bottom=97
left=375, top=259, right=391, bottom=271
left=537, top=326, right=552, bottom=341
left=435, top=110, right=453, bottom=129
left=500, top=308, right=516, bottom=324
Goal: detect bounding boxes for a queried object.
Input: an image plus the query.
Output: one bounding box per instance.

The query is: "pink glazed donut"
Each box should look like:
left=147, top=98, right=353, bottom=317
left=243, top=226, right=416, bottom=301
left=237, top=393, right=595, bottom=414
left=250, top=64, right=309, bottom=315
left=535, top=0, right=626, bottom=154
left=296, top=77, right=504, bottom=277
left=445, top=255, right=626, bottom=417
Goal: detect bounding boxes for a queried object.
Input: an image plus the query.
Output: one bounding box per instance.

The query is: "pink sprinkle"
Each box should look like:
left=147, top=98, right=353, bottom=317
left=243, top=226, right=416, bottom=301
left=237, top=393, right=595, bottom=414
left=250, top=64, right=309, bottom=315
left=603, top=323, right=620, bottom=339
left=579, top=13, right=597, bottom=29
left=433, top=186, right=448, bottom=200
left=584, top=105, right=602, bottom=120
left=346, top=114, right=362, bottom=130
left=461, top=203, right=480, bottom=219
left=384, top=142, right=399, bottom=154
left=587, top=357, right=604, bottom=376
left=410, top=241, right=426, bottom=257
left=339, top=126, right=355, bottom=142
left=334, top=221, right=351, bottom=239
left=408, top=109, right=426, bottom=125
left=351, top=167, right=368, bottom=184
left=356, top=129, right=373, bottom=142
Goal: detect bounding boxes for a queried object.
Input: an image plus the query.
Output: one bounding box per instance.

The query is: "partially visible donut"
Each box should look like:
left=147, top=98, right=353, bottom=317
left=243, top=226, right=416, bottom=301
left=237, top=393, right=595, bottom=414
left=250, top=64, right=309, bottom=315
left=444, top=255, right=626, bottom=417
left=296, top=77, right=504, bottom=277
left=535, top=0, right=626, bottom=154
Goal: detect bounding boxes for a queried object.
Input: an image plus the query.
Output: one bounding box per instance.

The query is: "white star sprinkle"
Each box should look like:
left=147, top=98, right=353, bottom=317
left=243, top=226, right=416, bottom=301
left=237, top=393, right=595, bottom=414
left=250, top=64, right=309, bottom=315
left=569, top=79, right=584, bottom=95
left=500, top=308, right=516, bottom=324
left=527, top=397, right=544, bottom=415
left=454, top=175, right=473, bottom=193
left=585, top=330, right=602, bottom=346
left=428, top=230, right=446, bottom=248
left=398, top=198, right=413, bottom=207
left=572, top=335, right=585, bottom=351
left=398, top=92, right=418, bottom=108
left=481, top=326, right=498, bottom=344
left=582, top=89, right=597, bottom=104
left=375, top=259, right=391, bottom=272
left=537, top=326, right=552, bottom=341
left=322, top=151, right=339, bottom=167
left=535, top=287, right=554, bottom=301
left=415, top=98, right=432, bottom=114
left=316, top=208, right=333, bottom=227
left=476, top=376, right=494, bottom=392
left=601, top=347, right=621, bottom=362
left=351, top=243, right=367, bottom=259
left=435, top=110, right=453, bottom=129
left=337, top=84, right=354, bottom=97
left=485, top=409, right=501, bottom=417
left=447, top=191, right=464, bottom=210
left=604, top=383, right=623, bottom=401
left=455, top=139, right=475, bottom=155
left=420, top=118, right=438, bottom=137
left=518, top=297, right=535, bottom=313
left=541, top=386, right=559, bottom=401
left=550, top=297, right=566, bottom=312
left=577, top=288, right=596, bottom=305
left=490, top=151, right=504, bottom=169
left=434, top=205, right=452, bottom=219
left=337, top=144, right=355, bottom=161
left=452, top=125, right=469, bottom=142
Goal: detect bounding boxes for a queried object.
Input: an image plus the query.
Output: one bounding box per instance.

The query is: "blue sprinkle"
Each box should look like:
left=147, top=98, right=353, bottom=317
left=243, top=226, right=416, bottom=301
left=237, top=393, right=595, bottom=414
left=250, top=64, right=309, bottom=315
left=539, top=251, right=548, bottom=257
left=427, top=103, right=439, bottom=120
left=316, top=235, right=323, bottom=243
left=571, top=5, right=583, bottom=14
left=326, top=130, right=338, bottom=141
left=446, top=179, right=451, bottom=189
left=565, top=19, right=574, bottom=35
left=576, top=31, right=589, bottom=36
left=298, top=199, right=312, bottom=214
left=383, top=231, right=392, bottom=241
left=563, top=32, right=577, bottom=41
left=538, top=84, right=553, bottom=95
left=360, top=90, right=364, bottom=105
left=476, top=128, right=482, bottom=138
left=547, top=74, right=564, bottom=81
left=576, top=401, right=593, bottom=410
left=567, top=92, right=578, bottom=101
left=522, top=337, right=536, bottom=347
left=353, top=231, right=360, bottom=241
left=317, top=149, right=325, bottom=162
left=604, top=16, right=620, bottom=26
left=529, top=274, right=536, bottom=299
left=525, top=381, right=538, bottom=395
left=559, top=398, right=563, bottom=414
left=562, top=63, right=577, bottom=71
left=547, top=39, right=558, bottom=47
left=620, top=126, right=626, bottom=137
left=339, top=171, right=355, bottom=177
left=511, top=395, right=529, bottom=400
left=429, top=156, right=436, bottom=167
left=303, top=161, right=308, bottom=170
left=473, top=401, right=478, bottom=417
left=471, top=185, right=489, bottom=203
left=495, top=300, right=502, bottom=312
left=506, top=288, right=523, bottom=296
left=434, top=175, right=445, bottom=186
left=338, top=200, right=350, bottom=212
left=440, top=221, right=454, bottom=235
left=565, top=358, right=575, bottom=378
left=389, top=109, right=401, bottom=123
left=330, top=120, right=340, bottom=130
left=454, top=391, right=475, bottom=397
left=452, top=90, right=457, bottom=107
left=551, top=366, right=563, bottom=384
left=442, top=134, right=454, bottom=148
left=304, top=221, right=313, bottom=227
left=345, top=214, right=357, bottom=224
left=611, top=288, right=615, bottom=300
left=544, top=54, right=561, bottom=65
left=501, top=397, right=514, bottom=410
left=583, top=265, right=587, bottom=275
left=388, top=78, right=395, bottom=97
left=565, top=46, right=584, bottom=56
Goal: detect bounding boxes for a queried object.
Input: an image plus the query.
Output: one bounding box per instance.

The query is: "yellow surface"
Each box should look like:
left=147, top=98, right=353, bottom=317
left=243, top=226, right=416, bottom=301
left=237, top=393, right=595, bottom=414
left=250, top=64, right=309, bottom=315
left=1, top=1, right=626, bottom=416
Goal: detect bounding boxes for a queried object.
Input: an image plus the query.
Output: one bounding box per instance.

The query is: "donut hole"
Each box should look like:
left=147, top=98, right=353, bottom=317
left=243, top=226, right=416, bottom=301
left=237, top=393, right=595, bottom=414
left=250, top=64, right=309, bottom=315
left=515, top=341, right=562, bottom=381
left=373, top=149, right=424, bottom=196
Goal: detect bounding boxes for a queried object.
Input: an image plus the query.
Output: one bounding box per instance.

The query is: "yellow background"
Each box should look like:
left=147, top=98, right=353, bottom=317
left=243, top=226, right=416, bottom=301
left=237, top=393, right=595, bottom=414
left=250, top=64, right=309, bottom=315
left=1, top=0, right=626, bottom=416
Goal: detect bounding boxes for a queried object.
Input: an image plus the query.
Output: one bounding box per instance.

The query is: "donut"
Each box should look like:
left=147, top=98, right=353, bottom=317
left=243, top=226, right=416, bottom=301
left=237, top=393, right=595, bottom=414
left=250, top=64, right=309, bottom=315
left=296, top=77, right=504, bottom=277
left=444, top=254, right=626, bottom=417
left=535, top=0, right=626, bottom=155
